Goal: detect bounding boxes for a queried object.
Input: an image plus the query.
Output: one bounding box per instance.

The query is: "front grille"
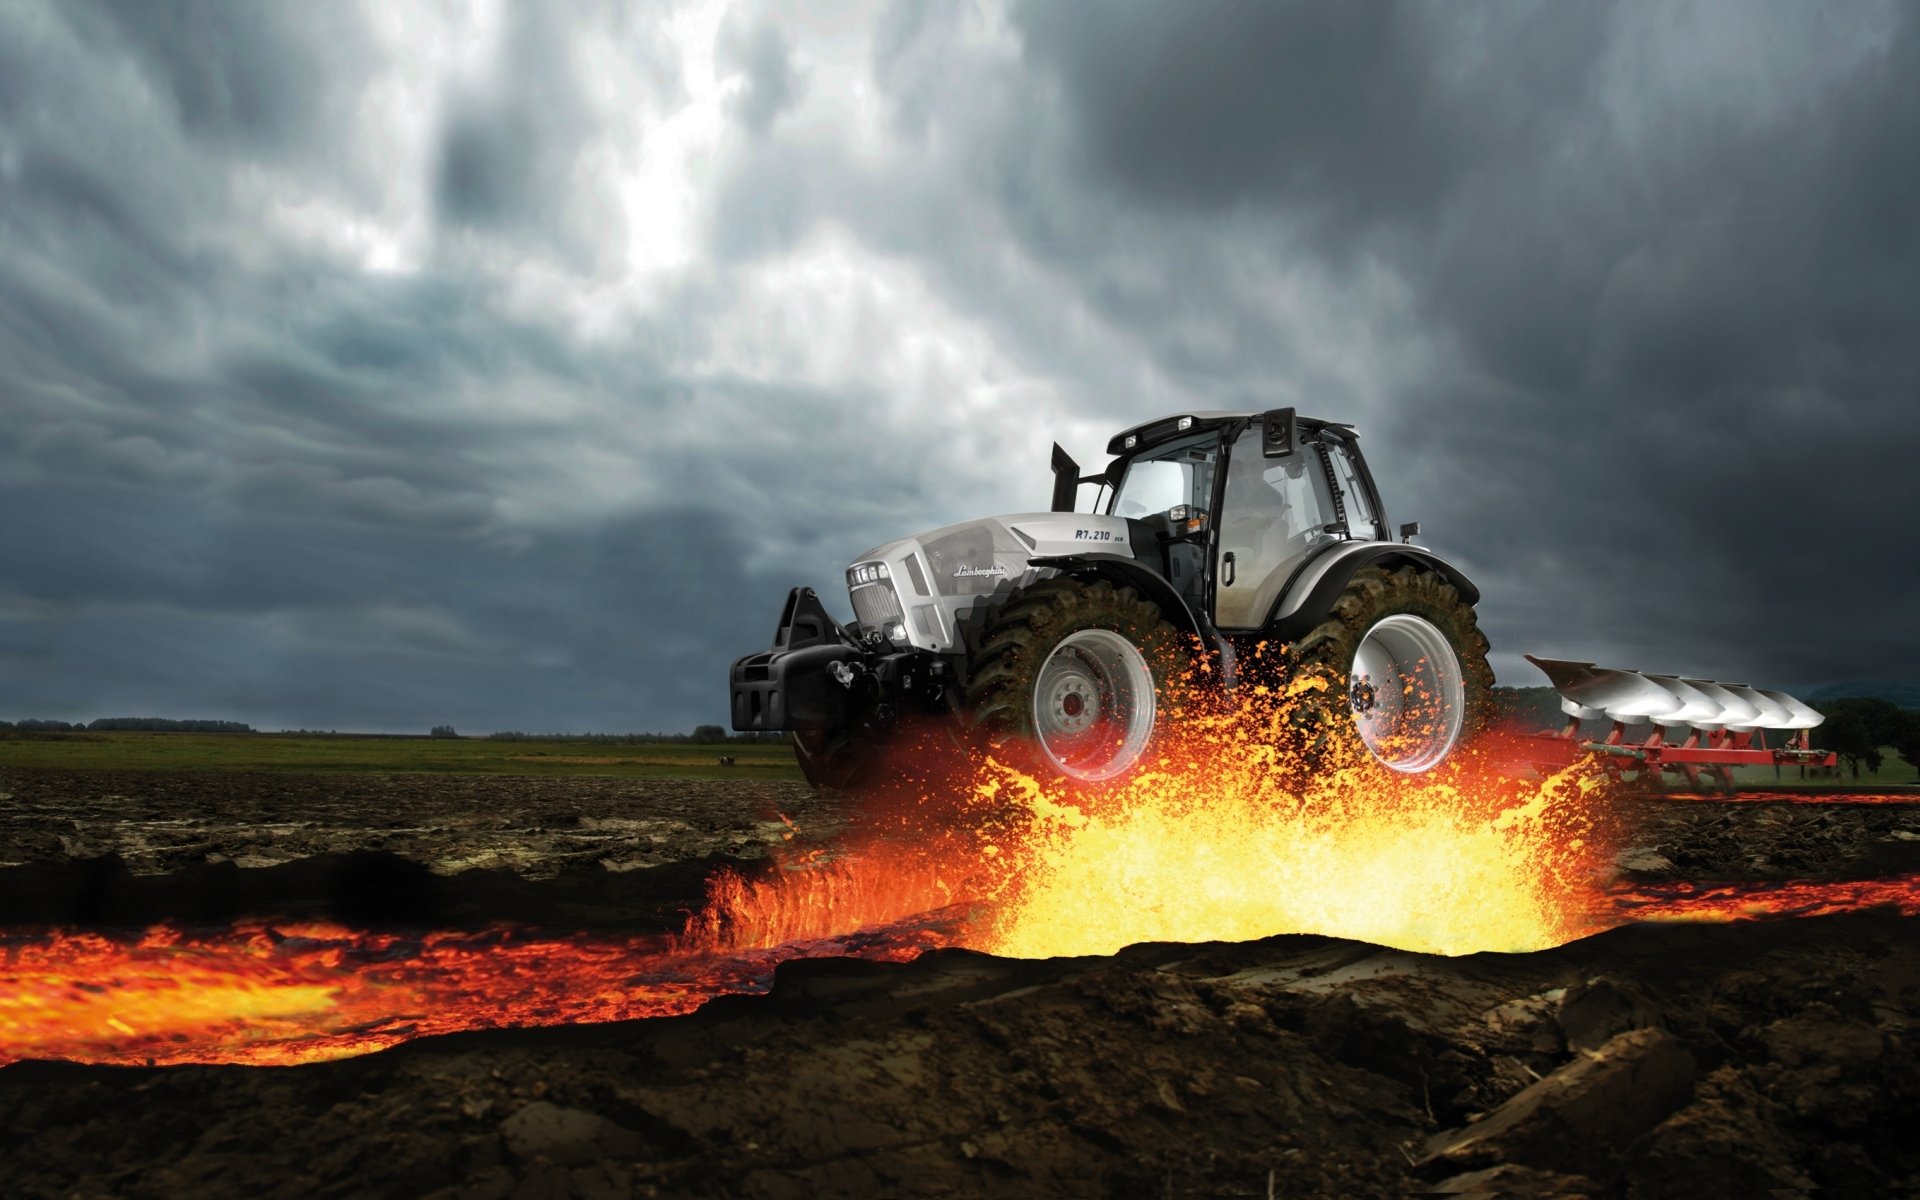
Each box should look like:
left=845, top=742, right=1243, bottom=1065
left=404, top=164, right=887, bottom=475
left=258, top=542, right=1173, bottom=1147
left=850, top=581, right=904, bottom=635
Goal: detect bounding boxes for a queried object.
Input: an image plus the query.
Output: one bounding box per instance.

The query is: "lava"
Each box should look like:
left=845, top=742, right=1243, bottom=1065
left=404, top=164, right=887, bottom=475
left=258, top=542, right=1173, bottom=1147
left=3, top=688, right=1913, bottom=1068
left=1662, top=791, right=1920, bottom=806
left=0, top=906, right=962, bottom=1069
left=1614, top=873, right=1920, bottom=922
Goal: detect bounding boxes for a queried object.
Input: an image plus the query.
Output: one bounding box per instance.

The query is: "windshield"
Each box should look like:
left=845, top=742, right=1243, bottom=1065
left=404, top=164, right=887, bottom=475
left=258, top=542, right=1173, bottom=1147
left=1108, top=430, right=1221, bottom=518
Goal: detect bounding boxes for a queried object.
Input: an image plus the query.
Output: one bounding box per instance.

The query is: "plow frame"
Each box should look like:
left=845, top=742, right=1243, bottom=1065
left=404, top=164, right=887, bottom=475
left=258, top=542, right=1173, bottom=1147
left=1530, top=719, right=1839, bottom=793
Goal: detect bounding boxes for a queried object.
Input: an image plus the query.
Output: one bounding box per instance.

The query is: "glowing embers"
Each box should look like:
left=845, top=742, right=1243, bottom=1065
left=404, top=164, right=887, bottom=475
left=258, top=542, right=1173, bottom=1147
left=961, top=705, right=1614, bottom=961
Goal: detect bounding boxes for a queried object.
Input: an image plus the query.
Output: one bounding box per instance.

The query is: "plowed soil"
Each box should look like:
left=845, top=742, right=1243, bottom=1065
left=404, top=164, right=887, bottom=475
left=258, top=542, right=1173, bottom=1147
left=3, top=767, right=1919, bottom=1197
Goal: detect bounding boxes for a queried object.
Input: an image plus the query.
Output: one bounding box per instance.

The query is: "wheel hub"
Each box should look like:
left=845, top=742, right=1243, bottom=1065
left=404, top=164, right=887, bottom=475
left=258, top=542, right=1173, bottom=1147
left=1349, top=613, right=1466, bottom=773
left=1032, top=629, right=1156, bottom=783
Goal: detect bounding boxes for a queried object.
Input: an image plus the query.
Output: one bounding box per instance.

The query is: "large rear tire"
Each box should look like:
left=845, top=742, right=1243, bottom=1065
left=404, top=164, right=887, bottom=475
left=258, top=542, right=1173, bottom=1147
left=1286, top=564, right=1493, bottom=774
left=966, top=577, right=1187, bottom=785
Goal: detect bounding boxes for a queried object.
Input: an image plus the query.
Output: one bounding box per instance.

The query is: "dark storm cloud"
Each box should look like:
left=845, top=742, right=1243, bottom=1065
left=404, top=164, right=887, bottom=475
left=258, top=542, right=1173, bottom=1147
left=0, top=476, right=787, bottom=731
left=4, top=0, right=1916, bottom=737
left=1013, top=1, right=1604, bottom=240
left=995, top=0, right=1920, bottom=688
left=722, top=18, right=803, bottom=135
left=430, top=1, right=671, bottom=257
left=79, top=0, right=364, bottom=151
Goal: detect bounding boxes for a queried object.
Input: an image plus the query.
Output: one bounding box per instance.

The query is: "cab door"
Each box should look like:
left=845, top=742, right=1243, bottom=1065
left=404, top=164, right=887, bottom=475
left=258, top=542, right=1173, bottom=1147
left=1211, top=427, right=1342, bottom=631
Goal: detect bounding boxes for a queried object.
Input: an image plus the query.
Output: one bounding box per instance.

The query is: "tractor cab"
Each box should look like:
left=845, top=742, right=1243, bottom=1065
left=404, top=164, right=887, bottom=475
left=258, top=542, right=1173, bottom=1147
left=1057, top=409, right=1399, bottom=636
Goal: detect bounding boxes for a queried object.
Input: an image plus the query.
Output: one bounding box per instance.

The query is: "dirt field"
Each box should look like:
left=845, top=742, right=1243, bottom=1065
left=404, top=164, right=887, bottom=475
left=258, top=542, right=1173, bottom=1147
left=3, top=767, right=1919, bottom=1197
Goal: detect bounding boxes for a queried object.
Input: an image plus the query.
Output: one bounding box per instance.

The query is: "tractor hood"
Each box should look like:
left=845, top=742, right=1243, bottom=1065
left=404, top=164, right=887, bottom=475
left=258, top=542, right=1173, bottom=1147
left=844, top=514, right=1140, bottom=653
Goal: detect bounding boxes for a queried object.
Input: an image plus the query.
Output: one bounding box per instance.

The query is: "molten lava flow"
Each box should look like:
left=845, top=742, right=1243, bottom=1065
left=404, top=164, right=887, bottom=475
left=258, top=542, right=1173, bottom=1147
left=1668, top=791, right=1920, bottom=806
left=1613, top=873, right=1920, bottom=922
left=0, top=897, right=966, bottom=1068
left=5, top=685, right=1913, bottom=1069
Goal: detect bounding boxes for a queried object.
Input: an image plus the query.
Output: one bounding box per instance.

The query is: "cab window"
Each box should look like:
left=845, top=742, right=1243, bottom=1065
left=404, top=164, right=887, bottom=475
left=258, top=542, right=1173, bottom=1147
left=1109, top=431, right=1218, bottom=519
left=1322, top=435, right=1382, bottom=541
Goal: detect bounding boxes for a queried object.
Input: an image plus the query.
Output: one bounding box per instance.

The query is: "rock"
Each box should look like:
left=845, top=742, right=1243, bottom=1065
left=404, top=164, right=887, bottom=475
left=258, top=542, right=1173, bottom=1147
left=1431, top=1162, right=1600, bottom=1196
left=1614, top=847, right=1675, bottom=874
left=1421, top=1028, right=1696, bottom=1177
left=498, top=1101, right=643, bottom=1167
left=1759, top=1014, right=1884, bottom=1071
left=1556, top=976, right=1657, bottom=1053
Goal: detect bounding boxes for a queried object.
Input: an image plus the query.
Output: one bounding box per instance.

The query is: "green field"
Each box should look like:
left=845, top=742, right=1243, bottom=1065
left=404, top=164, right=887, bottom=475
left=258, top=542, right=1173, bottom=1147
left=1722, top=749, right=1918, bottom=790
left=0, top=732, right=804, bottom=780
left=1, top=729, right=1908, bottom=790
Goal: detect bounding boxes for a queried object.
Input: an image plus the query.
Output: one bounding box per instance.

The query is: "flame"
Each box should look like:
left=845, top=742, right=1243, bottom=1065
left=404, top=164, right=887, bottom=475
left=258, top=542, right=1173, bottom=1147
left=2, top=687, right=1911, bottom=1068
left=984, top=748, right=1611, bottom=957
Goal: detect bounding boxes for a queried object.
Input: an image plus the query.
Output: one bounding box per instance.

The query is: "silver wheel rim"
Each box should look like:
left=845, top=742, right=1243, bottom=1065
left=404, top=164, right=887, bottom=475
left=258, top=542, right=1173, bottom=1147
left=1032, top=628, right=1156, bottom=782
left=1349, top=613, right=1465, bottom=773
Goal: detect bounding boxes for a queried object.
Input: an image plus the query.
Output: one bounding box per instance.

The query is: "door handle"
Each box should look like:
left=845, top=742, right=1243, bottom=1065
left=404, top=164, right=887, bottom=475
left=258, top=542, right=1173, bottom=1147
left=1222, top=551, right=1236, bottom=586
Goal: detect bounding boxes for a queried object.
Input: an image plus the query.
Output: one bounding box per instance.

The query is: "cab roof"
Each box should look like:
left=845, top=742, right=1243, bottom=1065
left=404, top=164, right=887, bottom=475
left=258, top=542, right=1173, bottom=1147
left=1103, top=410, right=1352, bottom=457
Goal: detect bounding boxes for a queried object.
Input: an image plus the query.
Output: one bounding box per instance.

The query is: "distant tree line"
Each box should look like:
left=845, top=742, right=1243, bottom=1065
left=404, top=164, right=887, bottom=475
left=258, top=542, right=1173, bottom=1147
left=86, top=717, right=255, bottom=733
left=484, top=727, right=786, bottom=744
left=1819, top=697, right=1920, bottom=781
left=0, top=717, right=254, bottom=733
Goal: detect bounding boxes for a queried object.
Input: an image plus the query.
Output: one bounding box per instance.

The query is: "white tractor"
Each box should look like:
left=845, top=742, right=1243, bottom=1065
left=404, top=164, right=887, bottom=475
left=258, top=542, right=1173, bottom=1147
left=731, top=408, right=1496, bottom=789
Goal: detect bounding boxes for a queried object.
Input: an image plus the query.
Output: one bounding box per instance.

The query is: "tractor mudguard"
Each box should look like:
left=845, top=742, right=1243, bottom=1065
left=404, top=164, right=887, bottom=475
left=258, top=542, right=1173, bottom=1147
left=1262, top=542, right=1480, bottom=644
left=1026, top=553, right=1238, bottom=687
left=1027, top=553, right=1200, bottom=636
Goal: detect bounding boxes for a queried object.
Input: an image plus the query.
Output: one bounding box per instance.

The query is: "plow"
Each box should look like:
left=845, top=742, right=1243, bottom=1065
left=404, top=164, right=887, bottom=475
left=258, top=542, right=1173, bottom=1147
left=1524, top=654, right=1837, bottom=793
left=730, top=406, right=1844, bottom=794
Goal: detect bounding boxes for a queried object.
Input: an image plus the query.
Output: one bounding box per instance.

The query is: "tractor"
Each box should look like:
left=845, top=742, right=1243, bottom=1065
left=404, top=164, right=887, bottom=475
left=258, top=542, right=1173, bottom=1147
left=729, top=408, right=1495, bottom=790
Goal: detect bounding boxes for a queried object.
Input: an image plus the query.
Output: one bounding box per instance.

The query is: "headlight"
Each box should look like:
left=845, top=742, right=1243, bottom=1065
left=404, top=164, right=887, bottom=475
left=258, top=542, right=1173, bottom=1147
left=885, top=622, right=908, bottom=646
left=847, top=562, right=891, bottom=586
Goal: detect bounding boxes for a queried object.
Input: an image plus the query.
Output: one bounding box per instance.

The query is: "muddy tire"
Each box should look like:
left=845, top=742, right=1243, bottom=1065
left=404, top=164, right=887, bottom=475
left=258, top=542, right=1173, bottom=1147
left=965, top=577, right=1188, bottom=785
left=1286, top=564, right=1493, bottom=774
left=791, top=729, right=880, bottom=793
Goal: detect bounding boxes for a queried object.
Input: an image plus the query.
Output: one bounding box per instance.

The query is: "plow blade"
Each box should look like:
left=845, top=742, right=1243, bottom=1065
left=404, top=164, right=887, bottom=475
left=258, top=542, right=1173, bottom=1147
left=1523, top=654, right=1836, bottom=791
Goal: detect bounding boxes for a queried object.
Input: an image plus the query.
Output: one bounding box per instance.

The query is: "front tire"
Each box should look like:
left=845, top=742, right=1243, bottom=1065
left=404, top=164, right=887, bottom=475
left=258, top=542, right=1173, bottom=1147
left=791, top=729, right=879, bottom=793
left=1287, top=565, right=1493, bottom=774
left=966, top=578, right=1187, bottom=785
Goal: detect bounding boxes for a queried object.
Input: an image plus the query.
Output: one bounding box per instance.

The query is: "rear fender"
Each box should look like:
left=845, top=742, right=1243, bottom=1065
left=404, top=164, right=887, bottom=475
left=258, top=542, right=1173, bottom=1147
left=1027, top=553, right=1237, bottom=686
left=1264, top=543, right=1480, bottom=643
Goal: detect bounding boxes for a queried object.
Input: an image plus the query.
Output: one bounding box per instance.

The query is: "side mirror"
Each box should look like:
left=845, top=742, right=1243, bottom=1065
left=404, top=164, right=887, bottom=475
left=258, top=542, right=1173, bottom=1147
left=1261, top=407, right=1296, bottom=457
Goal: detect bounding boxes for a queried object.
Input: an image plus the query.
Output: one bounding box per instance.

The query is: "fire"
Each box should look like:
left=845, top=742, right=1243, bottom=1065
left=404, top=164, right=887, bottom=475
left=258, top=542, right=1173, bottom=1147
left=2, top=689, right=1911, bottom=1068
left=957, top=722, right=1612, bottom=959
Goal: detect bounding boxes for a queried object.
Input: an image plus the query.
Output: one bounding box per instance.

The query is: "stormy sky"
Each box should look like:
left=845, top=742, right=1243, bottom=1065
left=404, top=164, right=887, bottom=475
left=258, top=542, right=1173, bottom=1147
left=1, top=0, right=1915, bottom=733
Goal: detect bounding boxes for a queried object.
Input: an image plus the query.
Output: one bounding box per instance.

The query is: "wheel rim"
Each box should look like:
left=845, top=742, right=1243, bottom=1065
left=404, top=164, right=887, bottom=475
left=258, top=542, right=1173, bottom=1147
left=1348, top=613, right=1465, bottom=773
left=1032, top=629, right=1156, bottom=782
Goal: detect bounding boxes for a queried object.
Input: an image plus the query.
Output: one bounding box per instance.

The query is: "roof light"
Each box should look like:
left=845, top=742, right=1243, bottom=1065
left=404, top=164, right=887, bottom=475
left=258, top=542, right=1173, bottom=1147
left=1124, top=434, right=1138, bottom=449
left=1177, top=416, right=1193, bottom=431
